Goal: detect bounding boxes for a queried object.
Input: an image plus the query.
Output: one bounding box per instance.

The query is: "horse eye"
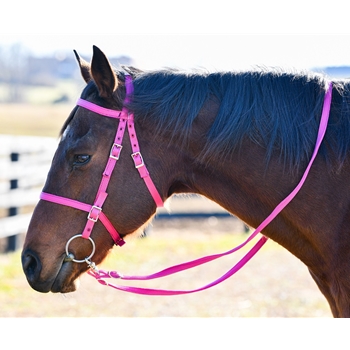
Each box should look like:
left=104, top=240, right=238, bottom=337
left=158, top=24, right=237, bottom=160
left=73, top=154, right=91, bottom=166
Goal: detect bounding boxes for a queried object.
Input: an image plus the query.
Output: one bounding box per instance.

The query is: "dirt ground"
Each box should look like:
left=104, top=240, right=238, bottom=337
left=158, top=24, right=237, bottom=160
left=0, top=212, right=332, bottom=318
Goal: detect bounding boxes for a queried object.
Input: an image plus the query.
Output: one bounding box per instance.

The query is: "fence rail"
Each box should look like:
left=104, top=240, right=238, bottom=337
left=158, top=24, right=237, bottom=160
left=0, top=134, right=57, bottom=250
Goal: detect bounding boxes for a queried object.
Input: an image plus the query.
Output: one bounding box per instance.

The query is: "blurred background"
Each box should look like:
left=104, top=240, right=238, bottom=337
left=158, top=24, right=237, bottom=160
left=1, top=34, right=350, bottom=106
left=1, top=2, right=350, bottom=324
left=1, top=34, right=343, bottom=318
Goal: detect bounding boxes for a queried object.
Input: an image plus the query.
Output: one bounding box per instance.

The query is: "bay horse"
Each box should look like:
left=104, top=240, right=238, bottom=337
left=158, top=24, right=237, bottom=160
left=22, top=46, right=350, bottom=317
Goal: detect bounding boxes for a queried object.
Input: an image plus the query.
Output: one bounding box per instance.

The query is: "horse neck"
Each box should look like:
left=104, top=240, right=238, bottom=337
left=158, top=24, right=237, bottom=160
left=170, top=105, right=305, bottom=237
left=182, top=120, right=346, bottom=267
left=183, top=138, right=282, bottom=226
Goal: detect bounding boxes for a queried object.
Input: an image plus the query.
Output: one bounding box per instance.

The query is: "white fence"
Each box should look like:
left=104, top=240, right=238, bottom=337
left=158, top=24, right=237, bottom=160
left=0, top=134, right=57, bottom=251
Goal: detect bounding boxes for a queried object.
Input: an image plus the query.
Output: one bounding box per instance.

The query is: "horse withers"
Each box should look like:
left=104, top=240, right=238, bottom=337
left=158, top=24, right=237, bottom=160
left=22, top=46, right=350, bottom=317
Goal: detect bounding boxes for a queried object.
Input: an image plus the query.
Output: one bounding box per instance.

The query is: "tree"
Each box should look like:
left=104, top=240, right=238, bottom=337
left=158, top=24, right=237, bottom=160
left=0, top=43, right=29, bottom=103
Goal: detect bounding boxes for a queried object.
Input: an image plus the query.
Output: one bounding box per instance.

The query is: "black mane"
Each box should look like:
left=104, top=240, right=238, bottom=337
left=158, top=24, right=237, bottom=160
left=128, top=68, right=350, bottom=170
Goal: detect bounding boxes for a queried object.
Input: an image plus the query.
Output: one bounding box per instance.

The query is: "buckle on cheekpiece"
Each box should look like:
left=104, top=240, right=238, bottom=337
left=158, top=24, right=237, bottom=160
left=131, top=152, right=144, bottom=168
left=110, top=143, right=123, bottom=160
left=88, top=205, right=102, bottom=222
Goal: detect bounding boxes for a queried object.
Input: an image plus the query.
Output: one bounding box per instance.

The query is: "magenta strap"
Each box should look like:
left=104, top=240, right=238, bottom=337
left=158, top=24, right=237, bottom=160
left=86, top=82, right=333, bottom=295
left=40, top=76, right=163, bottom=247
left=76, top=99, right=125, bottom=119
left=90, top=236, right=268, bottom=295
left=128, top=118, right=164, bottom=207
left=40, top=192, right=125, bottom=246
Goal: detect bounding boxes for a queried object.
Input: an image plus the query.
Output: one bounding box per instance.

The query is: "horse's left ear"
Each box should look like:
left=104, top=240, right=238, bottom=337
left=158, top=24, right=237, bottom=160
left=91, top=45, right=117, bottom=98
left=73, top=50, right=92, bottom=84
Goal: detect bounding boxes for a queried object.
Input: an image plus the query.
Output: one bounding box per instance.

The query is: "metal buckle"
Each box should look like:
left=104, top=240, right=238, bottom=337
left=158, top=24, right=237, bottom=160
left=88, top=205, right=102, bottom=222
left=131, top=152, right=144, bottom=169
left=110, top=143, right=123, bottom=160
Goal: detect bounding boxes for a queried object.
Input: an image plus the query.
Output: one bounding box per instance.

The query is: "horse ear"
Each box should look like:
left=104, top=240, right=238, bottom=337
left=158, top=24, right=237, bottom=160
left=73, top=50, right=91, bottom=83
left=91, top=45, right=117, bottom=98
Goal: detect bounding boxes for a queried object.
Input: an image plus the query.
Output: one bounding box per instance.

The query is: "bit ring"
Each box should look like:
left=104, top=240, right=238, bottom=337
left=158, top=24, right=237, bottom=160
left=65, top=234, right=96, bottom=263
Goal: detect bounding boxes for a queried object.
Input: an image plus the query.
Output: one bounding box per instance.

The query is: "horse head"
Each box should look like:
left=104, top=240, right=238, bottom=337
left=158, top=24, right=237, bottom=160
left=21, top=46, right=180, bottom=293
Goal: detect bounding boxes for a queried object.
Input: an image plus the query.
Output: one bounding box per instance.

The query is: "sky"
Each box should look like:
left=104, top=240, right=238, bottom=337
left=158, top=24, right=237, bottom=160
left=1, top=1, right=350, bottom=72
left=2, top=34, right=350, bottom=72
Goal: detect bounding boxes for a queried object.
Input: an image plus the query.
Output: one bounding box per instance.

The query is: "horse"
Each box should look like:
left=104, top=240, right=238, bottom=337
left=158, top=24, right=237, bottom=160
left=21, top=45, right=350, bottom=317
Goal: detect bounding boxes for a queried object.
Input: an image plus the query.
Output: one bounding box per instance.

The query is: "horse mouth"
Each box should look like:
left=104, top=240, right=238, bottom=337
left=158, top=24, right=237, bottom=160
left=50, top=260, right=80, bottom=293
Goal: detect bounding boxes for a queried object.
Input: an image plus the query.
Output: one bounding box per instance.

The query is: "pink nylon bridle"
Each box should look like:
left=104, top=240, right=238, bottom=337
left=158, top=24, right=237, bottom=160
left=40, top=76, right=163, bottom=250
left=40, top=77, right=333, bottom=296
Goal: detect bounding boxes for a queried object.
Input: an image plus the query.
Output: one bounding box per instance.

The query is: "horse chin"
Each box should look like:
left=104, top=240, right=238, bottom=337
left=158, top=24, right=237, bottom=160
left=51, top=278, right=79, bottom=293
left=50, top=260, right=82, bottom=293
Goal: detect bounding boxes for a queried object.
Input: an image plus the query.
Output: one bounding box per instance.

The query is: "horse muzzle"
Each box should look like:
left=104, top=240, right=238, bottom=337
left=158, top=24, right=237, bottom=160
left=21, top=248, right=78, bottom=293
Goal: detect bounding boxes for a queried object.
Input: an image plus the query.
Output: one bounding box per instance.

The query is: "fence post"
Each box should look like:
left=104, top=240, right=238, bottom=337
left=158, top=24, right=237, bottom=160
left=6, top=152, right=19, bottom=252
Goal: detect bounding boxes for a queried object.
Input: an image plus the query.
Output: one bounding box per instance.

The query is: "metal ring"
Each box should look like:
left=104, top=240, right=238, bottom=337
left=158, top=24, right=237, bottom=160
left=65, top=234, right=96, bottom=263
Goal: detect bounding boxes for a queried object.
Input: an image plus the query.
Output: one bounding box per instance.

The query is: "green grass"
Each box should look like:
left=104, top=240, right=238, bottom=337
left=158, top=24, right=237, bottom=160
left=0, top=232, right=244, bottom=297
left=0, top=232, right=269, bottom=297
left=0, top=232, right=332, bottom=317
left=2, top=232, right=254, bottom=280
left=103, top=232, right=261, bottom=270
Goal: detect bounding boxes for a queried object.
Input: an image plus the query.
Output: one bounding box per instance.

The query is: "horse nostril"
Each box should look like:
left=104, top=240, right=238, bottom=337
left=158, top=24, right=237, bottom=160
left=22, top=250, right=42, bottom=282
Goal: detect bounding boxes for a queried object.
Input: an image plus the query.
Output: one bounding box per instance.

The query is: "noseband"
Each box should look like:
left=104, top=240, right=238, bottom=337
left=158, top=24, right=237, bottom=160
left=40, top=76, right=164, bottom=263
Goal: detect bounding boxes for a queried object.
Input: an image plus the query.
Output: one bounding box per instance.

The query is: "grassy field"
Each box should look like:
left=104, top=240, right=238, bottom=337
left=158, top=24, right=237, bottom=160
left=0, top=103, right=72, bottom=137
left=0, top=102, right=333, bottom=317
left=0, top=221, right=332, bottom=317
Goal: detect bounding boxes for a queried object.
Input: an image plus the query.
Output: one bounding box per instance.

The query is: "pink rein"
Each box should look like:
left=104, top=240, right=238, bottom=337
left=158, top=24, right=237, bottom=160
left=40, top=78, right=333, bottom=296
